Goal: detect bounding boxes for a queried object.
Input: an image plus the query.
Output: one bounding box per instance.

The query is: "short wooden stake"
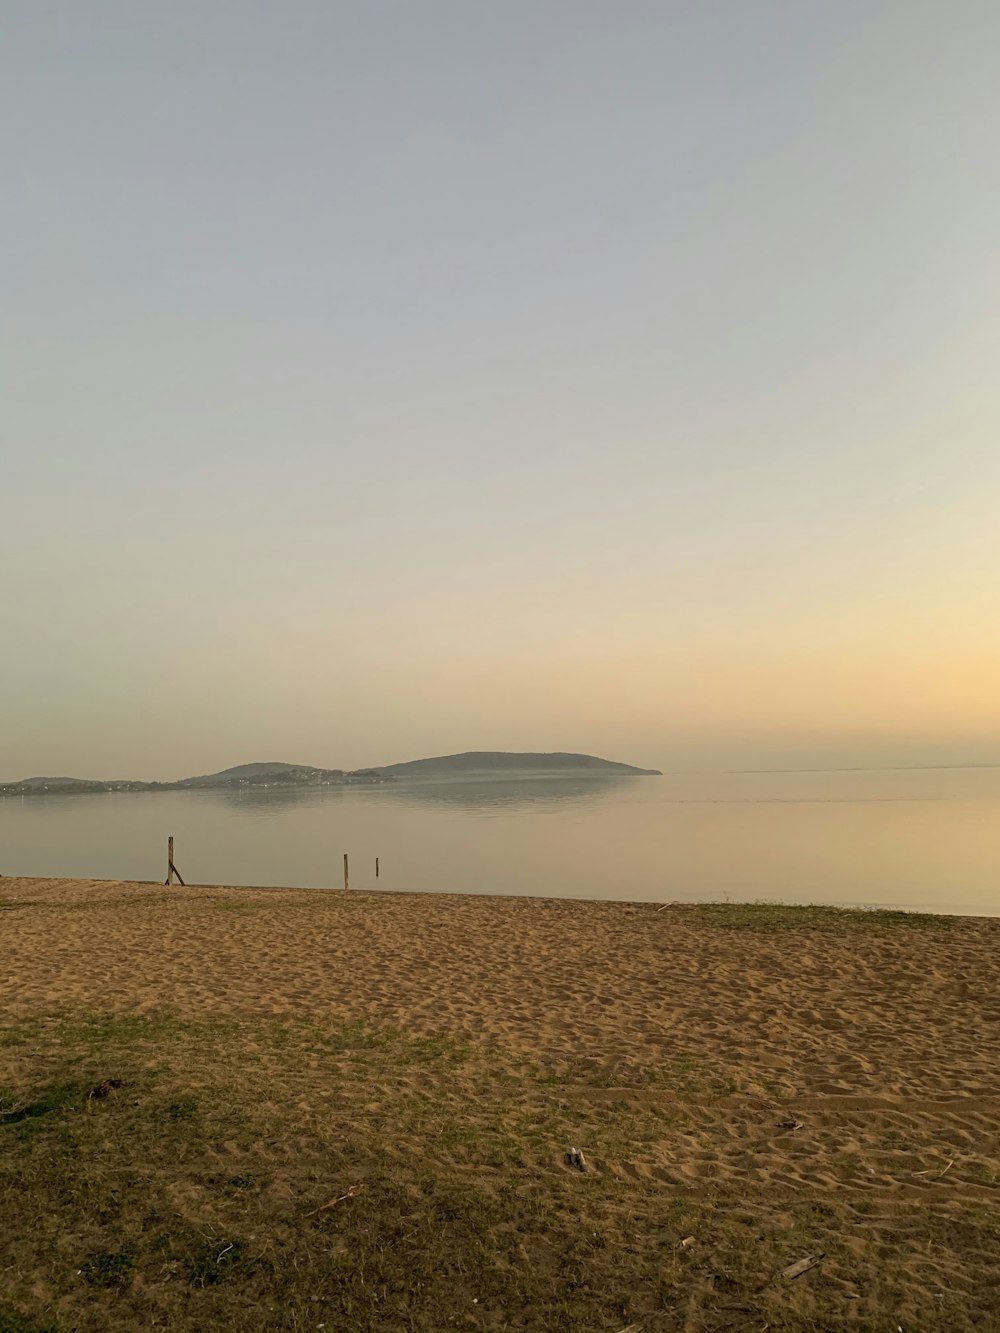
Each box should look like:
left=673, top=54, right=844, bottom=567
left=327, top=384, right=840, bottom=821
left=375, top=856, right=379, bottom=879
left=343, top=852, right=349, bottom=895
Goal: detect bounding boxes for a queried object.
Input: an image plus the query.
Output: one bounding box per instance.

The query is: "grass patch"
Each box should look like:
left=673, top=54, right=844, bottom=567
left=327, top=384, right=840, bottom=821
left=80, top=1250, right=134, bottom=1289
left=166, top=1097, right=198, bottom=1121
left=0, top=1080, right=89, bottom=1126
left=183, top=1237, right=250, bottom=1287
left=226, top=1172, right=258, bottom=1190
left=0, top=1007, right=994, bottom=1331
left=668, top=900, right=961, bottom=933
left=0, top=1311, right=60, bottom=1333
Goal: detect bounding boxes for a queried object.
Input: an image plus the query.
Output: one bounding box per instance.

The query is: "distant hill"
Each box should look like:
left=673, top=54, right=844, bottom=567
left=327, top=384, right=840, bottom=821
left=180, top=762, right=310, bottom=786
left=2, top=762, right=384, bottom=796
left=376, top=751, right=662, bottom=778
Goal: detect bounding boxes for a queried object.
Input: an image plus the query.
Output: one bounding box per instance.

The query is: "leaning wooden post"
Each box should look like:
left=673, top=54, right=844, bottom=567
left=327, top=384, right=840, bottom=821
left=164, top=836, right=185, bottom=887
left=343, top=852, right=349, bottom=895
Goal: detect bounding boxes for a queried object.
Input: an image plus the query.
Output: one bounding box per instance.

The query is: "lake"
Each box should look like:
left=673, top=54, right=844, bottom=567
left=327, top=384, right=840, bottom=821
left=2, top=767, right=999, bottom=915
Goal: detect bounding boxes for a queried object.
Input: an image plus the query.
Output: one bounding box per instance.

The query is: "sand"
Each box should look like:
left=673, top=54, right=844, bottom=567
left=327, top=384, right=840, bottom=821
left=2, top=876, right=999, bottom=1329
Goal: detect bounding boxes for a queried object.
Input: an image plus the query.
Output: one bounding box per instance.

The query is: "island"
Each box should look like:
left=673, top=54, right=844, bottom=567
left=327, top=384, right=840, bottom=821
left=374, top=751, right=662, bottom=778
left=0, top=752, right=660, bottom=796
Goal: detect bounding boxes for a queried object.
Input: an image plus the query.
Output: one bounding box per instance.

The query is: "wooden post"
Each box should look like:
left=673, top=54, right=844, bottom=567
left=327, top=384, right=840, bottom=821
left=164, top=836, right=186, bottom=887
left=375, top=856, right=379, bottom=879
left=343, top=852, right=349, bottom=895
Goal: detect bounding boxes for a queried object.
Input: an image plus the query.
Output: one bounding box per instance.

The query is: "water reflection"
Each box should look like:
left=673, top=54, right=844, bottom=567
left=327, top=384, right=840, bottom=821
left=207, top=784, right=344, bottom=814
left=376, top=774, right=640, bottom=813
left=201, top=774, right=645, bottom=816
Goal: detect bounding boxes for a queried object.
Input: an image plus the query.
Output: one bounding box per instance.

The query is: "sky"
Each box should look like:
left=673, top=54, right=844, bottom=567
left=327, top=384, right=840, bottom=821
left=2, top=0, right=999, bottom=780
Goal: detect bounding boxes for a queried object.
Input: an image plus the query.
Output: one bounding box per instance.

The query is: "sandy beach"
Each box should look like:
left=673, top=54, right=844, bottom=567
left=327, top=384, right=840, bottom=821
left=4, top=877, right=999, bottom=1099
left=2, top=877, right=999, bottom=1331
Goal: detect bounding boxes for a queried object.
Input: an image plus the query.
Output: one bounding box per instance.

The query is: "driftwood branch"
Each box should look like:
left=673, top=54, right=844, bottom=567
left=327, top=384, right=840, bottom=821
left=305, top=1182, right=364, bottom=1218
left=781, top=1253, right=825, bottom=1280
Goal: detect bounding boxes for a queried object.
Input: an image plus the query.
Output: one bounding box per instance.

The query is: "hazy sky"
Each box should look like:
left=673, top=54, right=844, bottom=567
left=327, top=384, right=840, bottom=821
left=3, top=1, right=999, bottom=779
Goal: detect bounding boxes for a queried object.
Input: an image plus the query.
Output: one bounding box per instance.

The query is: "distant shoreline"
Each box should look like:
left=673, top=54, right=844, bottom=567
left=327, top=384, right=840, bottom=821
left=5, top=758, right=998, bottom=796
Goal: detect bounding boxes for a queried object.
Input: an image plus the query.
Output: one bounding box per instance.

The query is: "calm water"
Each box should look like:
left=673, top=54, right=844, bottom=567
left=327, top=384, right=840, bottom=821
left=2, top=768, right=1000, bottom=916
